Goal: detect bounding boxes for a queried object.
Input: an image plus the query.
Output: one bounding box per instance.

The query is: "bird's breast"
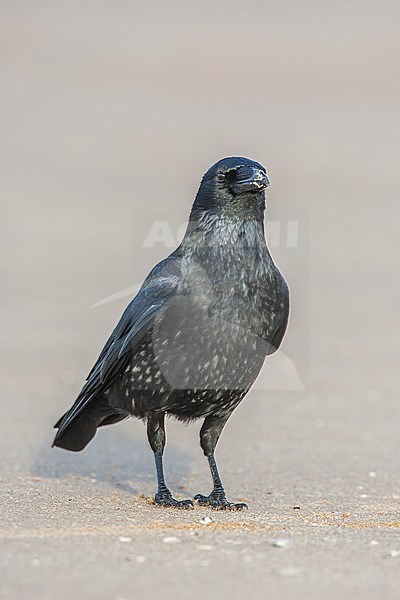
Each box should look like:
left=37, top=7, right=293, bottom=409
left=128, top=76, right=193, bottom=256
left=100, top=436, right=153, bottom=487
left=150, top=273, right=271, bottom=391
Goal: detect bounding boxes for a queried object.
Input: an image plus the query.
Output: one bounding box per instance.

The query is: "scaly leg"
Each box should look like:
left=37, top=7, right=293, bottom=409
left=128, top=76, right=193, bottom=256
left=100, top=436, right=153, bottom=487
left=194, top=415, right=247, bottom=510
left=147, top=412, right=193, bottom=509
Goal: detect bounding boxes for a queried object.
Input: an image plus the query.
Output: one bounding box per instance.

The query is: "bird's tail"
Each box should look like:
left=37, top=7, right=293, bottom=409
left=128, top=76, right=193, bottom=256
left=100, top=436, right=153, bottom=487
left=52, top=393, right=127, bottom=452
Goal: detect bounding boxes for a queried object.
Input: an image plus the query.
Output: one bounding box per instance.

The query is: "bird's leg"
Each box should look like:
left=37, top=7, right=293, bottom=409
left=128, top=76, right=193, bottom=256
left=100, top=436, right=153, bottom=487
left=194, top=415, right=247, bottom=510
left=147, top=413, right=193, bottom=509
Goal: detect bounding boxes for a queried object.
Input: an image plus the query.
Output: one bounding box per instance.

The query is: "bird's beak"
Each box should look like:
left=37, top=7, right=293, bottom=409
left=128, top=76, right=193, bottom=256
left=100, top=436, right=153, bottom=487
left=234, top=168, right=270, bottom=193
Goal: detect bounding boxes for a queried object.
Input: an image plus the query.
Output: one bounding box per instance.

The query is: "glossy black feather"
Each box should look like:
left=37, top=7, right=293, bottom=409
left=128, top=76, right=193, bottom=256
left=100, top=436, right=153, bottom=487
left=53, top=257, right=185, bottom=440
left=53, top=156, right=289, bottom=455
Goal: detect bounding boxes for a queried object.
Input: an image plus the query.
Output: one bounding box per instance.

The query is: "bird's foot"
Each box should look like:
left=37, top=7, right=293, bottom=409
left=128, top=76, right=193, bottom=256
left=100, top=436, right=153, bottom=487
left=194, top=491, right=247, bottom=510
left=155, top=490, right=194, bottom=509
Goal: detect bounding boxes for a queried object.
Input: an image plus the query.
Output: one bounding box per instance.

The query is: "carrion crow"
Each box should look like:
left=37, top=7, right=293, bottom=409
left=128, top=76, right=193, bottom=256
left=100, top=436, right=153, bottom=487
left=53, top=156, right=289, bottom=509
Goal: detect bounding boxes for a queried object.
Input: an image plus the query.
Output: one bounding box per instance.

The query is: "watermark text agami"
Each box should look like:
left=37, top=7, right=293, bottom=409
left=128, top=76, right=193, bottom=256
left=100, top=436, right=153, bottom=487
left=142, top=220, right=299, bottom=249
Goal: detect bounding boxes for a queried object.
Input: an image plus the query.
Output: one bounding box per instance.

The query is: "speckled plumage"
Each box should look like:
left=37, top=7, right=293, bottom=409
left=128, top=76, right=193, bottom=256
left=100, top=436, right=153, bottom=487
left=53, top=156, right=289, bottom=509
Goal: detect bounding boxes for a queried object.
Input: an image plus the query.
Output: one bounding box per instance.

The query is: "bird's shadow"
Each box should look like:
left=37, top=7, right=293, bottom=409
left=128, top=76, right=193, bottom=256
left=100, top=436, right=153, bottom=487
left=31, top=417, right=198, bottom=497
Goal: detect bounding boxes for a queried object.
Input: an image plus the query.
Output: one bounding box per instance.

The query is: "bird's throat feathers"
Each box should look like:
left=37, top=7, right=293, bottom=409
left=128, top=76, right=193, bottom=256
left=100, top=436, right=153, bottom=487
left=181, top=208, right=268, bottom=260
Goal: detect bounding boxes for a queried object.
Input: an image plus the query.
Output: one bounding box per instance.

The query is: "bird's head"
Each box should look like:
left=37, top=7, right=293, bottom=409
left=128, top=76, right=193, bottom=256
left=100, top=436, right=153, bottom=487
left=190, top=156, right=270, bottom=220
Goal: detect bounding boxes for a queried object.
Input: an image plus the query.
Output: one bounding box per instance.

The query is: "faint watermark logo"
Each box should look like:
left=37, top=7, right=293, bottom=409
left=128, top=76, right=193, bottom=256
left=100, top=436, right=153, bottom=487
left=141, top=220, right=299, bottom=249
left=90, top=209, right=309, bottom=391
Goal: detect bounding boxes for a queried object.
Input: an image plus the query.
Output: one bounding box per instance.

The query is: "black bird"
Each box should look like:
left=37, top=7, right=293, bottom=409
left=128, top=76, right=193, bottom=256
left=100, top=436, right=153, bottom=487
left=53, top=157, right=289, bottom=509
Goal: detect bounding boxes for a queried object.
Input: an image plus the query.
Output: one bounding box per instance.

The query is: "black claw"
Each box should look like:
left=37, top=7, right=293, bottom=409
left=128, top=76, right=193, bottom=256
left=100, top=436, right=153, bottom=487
left=194, top=493, right=248, bottom=510
left=155, top=492, right=194, bottom=509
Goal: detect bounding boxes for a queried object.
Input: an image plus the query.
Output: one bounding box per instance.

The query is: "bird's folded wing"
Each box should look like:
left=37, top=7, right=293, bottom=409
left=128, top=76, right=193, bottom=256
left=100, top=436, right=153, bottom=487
left=265, top=279, right=290, bottom=355
left=53, top=257, right=184, bottom=437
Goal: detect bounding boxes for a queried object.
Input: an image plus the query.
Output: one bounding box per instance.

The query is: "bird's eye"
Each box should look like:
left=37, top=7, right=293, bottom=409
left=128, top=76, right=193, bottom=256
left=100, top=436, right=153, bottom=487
left=216, top=173, right=226, bottom=183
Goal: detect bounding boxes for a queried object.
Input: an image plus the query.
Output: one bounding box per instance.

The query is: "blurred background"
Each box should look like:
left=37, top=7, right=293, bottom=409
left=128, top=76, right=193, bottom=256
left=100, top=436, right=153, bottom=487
left=2, top=0, right=399, bottom=403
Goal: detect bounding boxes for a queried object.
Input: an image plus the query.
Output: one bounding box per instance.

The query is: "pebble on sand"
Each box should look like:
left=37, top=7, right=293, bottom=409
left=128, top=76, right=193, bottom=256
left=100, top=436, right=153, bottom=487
left=273, top=539, right=292, bottom=548
left=163, top=536, right=181, bottom=544
left=136, top=556, right=147, bottom=563
left=199, top=516, right=213, bottom=524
